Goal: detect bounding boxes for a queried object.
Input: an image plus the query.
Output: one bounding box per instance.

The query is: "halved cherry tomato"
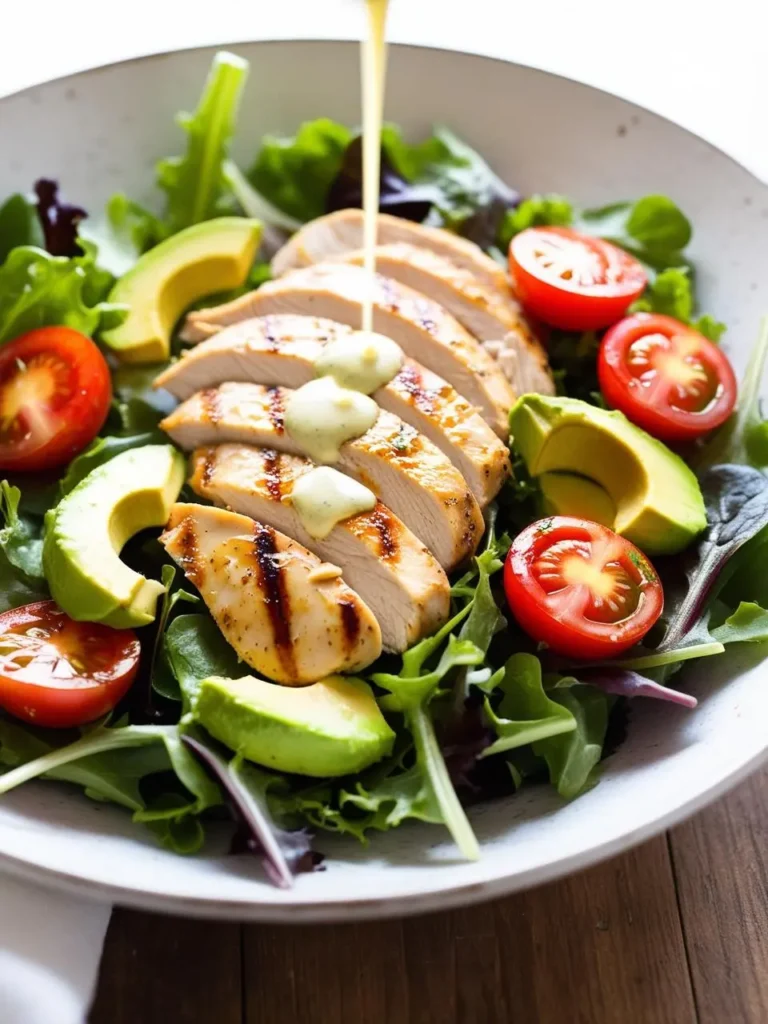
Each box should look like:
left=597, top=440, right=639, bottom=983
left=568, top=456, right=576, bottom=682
left=598, top=312, right=738, bottom=443
left=504, top=517, right=663, bottom=660
left=0, top=327, right=112, bottom=472
left=508, top=227, right=647, bottom=331
left=0, top=601, right=139, bottom=728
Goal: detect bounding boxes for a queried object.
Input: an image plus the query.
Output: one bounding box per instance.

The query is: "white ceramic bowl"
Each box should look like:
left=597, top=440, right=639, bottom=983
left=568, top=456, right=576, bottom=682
left=0, top=41, right=766, bottom=921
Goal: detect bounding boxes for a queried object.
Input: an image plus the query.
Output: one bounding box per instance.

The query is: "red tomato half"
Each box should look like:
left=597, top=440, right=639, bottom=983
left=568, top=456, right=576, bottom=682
left=0, top=327, right=112, bottom=472
left=0, top=601, right=140, bottom=728
left=598, top=313, right=738, bottom=442
left=508, top=227, right=647, bottom=331
left=504, top=517, right=663, bottom=660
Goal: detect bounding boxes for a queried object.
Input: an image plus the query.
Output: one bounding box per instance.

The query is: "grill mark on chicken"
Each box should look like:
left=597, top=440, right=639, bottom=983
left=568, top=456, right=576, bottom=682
left=261, top=447, right=284, bottom=502
left=393, top=363, right=436, bottom=416
left=262, top=315, right=280, bottom=351
left=369, top=502, right=398, bottom=561
left=200, top=387, right=223, bottom=425
left=339, top=598, right=362, bottom=654
left=266, top=385, right=285, bottom=433
left=201, top=446, right=217, bottom=487
left=173, top=514, right=204, bottom=589
left=251, top=521, right=297, bottom=679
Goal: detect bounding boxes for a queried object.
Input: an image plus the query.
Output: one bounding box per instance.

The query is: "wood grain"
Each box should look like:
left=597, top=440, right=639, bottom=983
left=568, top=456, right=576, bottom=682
left=88, top=770, right=768, bottom=1024
left=670, top=763, right=768, bottom=1024
left=89, top=909, right=242, bottom=1024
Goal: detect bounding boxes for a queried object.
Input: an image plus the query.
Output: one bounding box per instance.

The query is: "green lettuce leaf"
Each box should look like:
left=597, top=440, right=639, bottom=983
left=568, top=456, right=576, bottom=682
left=0, top=720, right=221, bottom=854
left=0, top=245, right=124, bottom=344
left=0, top=482, right=47, bottom=612
left=164, top=613, right=241, bottom=712
left=630, top=267, right=725, bottom=340
left=0, top=193, right=44, bottom=262
left=250, top=118, right=353, bottom=223
left=578, top=195, right=691, bottom=273
left=540, top=682, right=609, bottom=799
left=711, top=601, right=768, bottom=645
left=480, top=653, right=576, bottom=759
left=497, top=193, right=574, bottom=249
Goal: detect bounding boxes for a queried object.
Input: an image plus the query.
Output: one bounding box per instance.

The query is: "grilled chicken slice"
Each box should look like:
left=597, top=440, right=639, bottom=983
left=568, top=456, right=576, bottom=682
left=271, top=208, right=508, bottom=294
left=189, top=446, right=450, bottom=652
left=161, top=382, right=483, bottom=569
left=160, top=503, right=382, bottom=684
left=338, top=244, right=555, bottom=397
left=156, top=314, right=510, bottom=506
left=182, top=263, right=515, bottom=438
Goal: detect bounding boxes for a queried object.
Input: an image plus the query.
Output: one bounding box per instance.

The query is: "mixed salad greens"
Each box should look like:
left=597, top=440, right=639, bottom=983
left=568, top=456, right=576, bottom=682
left=1, top=51, right=767, bottom=886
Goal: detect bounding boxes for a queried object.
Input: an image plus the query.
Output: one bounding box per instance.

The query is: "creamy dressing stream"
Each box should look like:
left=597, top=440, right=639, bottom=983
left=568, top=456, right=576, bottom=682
left=284, top=0, right=393, bottom=540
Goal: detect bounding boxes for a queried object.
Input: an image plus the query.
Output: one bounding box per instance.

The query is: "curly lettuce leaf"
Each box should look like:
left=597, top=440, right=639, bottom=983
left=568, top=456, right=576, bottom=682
left=630, top=267, right=725, bottom=340
left=497, top=193, right=574, bottom=249
left=0, top=482, right=47, bottom=612
left=0, top=245, right=124, bottom=344
left=251, top=118, right=354, bottom=223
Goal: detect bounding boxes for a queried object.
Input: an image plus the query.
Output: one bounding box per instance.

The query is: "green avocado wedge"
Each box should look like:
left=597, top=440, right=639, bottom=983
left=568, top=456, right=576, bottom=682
left=510, top=395, right=707, bottom=555
left=43, top=445, right=185, bottom=628
left=102, top=217, right=261, bottom=363
left=195, top=674, right=396, bottom=778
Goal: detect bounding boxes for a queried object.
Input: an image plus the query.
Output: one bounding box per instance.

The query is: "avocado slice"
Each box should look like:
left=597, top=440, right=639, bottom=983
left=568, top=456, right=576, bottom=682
left=510, top=395, right=706, bottom=554
left=102, top=217, right=261, bottom=363
left=540, top=472, right=616, bottom=528
left=196, top=674, right=396, bottom=777
left=43, top=445, right=185, bottom=627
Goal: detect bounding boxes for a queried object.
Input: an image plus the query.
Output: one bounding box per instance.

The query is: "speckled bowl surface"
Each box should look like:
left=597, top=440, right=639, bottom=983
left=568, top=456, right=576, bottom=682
left=0, top=41, right=766, bottom=921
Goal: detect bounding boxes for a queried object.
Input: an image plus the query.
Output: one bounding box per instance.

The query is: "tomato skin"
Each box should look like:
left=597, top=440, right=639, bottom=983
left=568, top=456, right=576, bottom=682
left=0, top=327, right=112, bottom=473
left=598, top=313, right=738, bottom=443
left=503, top=517, right=663, bottom=660
left=508, top=227, right=647, bottom=331
left=0, top=601, right=139, bottom=728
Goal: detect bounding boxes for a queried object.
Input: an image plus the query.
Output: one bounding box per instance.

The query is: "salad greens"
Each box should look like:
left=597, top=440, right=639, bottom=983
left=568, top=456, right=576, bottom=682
left=0, top=50, right=767, bottom=885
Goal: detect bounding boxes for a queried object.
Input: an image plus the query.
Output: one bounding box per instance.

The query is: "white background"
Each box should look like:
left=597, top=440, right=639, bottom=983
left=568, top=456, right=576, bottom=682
left=1, top=0, right=767, bottom=181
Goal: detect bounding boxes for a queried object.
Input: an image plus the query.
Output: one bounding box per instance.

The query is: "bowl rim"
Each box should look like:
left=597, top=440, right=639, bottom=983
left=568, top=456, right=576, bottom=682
left=1, top=37, right=767, bottom=920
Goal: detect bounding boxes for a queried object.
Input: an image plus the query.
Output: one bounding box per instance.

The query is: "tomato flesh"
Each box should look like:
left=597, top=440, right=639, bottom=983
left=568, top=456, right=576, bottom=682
left=503, top=517, right=663, bottom=660
left=0, top=601, right=139, bottom=727
left=0, top=327, right=112, bottom=472
left=508, top=226, right=647, bottom=331
left=598, top=313, right=738, bottom=442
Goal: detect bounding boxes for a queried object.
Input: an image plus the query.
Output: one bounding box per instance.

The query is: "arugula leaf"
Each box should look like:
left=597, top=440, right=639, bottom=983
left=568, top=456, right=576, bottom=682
left=540, top=684, right=609, bottom=799
left=630, top=267, right=725, bottom=340
left=251, top=118, right=354, bottom=223
left=157, top=51, right=248, bottom=235
left=0, top=194, right=44, bottom=262
left=711, top=601, right=768, bottom=645
left=340, top=761, right=442, bottom=832
left=0, top=245, right=124, bottom=344
left=164, top=613, right=240, bottom=712
left=701, top=316, right=768, bottom=468
left=480, top=654, right=576, bottom=759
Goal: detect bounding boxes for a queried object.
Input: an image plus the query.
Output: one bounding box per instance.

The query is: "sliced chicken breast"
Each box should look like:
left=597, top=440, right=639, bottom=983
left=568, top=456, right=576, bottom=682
left=182, top=263, right=515, bottom=438
left=338, top=244, right=555, bottom=397
left=156, top=313, right=510, bottom=506
left=189, top=446, right=450, bottom=652
left=160, top=503, right=382, bottom=684
left=161, top=382, right=483, bottom=570
left=271, top=208, right=508, bottom=294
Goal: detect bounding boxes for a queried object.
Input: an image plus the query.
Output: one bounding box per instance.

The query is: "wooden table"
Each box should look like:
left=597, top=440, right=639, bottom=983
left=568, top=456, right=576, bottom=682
left=89, top=764, right=768, bottom=1024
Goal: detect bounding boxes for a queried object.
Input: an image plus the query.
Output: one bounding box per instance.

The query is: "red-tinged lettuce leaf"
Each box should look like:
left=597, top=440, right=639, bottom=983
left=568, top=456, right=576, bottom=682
left=181, top=731, right=321, bottom=888
left=34, top=179, right=87, bottom=257
left=578, top=668, right=697, bottom=708
left=659, top=464, right=768, bottom=654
